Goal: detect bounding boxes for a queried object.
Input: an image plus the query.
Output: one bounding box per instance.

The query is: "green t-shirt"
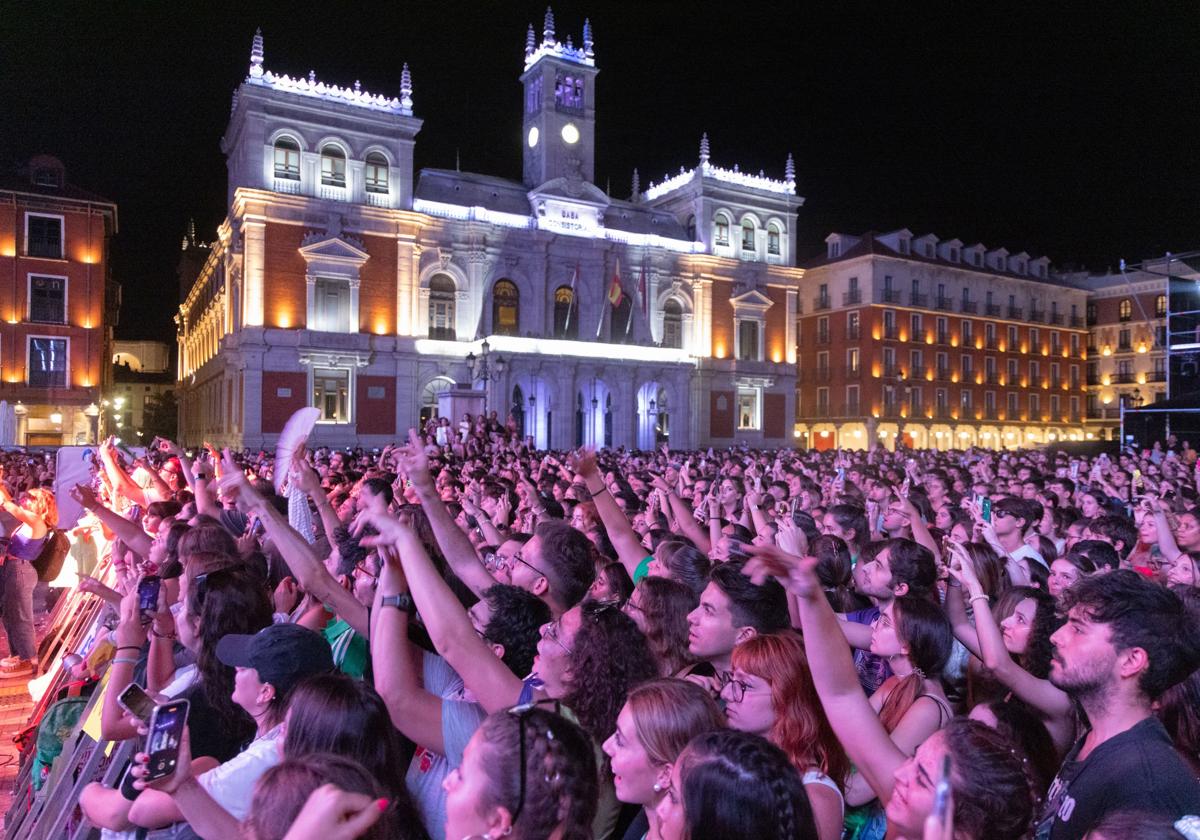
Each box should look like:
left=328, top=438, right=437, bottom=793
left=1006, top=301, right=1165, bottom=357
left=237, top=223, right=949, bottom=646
left=323, top=618, right=368, bottom=680
left=633, top=555, right=653, bottom=583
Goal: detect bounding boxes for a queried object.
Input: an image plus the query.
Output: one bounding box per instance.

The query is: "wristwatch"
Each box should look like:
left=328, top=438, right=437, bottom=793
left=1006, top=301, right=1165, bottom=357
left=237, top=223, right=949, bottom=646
left=381, top=593, right=416, bottom=615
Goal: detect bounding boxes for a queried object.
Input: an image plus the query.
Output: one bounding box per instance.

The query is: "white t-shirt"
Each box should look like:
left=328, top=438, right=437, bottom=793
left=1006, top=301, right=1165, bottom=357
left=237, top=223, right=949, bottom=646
left=196, top=725, right=283, bottom=820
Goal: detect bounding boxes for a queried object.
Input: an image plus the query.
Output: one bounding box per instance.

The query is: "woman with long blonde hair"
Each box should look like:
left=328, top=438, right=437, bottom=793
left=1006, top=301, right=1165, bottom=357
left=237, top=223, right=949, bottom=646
left=0, top=484, right=57, bottom=675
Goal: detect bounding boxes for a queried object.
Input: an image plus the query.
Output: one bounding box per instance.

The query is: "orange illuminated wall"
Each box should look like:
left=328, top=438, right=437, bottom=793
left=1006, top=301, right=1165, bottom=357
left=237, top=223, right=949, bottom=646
left=358, top=234, right=397, bottom=334
left=765, top=286, right=788, bottom=362
left=264, top=223, right=309, bottom=329
left=710, top=280, right=734, bottom=358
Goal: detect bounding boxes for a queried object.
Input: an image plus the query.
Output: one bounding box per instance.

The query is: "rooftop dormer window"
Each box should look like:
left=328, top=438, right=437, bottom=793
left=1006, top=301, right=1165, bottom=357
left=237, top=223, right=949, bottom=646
left=899, top=240, right=910, bottom=255
left=32, top=168, right=61, bottom=188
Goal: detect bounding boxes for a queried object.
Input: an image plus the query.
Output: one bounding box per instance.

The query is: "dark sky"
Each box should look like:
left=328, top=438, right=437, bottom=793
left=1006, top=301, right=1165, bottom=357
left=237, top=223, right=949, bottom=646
left=3, top=1, right=1197, bottom=342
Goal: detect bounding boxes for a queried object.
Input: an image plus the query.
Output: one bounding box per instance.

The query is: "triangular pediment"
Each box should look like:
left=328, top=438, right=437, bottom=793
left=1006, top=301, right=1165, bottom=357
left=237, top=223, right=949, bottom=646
left=730, top=288, right=774, bottom=310
left=298, top=236, right=371, bottom=265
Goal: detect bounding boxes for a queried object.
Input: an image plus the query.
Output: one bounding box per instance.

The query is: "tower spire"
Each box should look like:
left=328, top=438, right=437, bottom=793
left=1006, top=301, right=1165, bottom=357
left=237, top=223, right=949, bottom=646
left=631, top=168, right=640, bottom=201
left=785, top=152, right=796, bottom=183
left=543, top=6, right=556, bottom=45
left=699, top=132, right=710, bottom=165
left=400, top=63, right=413, bottom=113
left=583, top=18, right=594, bottom=57
left=525, top=23, right=536, bottom=56
left=249, top=28, right=264, bottom=78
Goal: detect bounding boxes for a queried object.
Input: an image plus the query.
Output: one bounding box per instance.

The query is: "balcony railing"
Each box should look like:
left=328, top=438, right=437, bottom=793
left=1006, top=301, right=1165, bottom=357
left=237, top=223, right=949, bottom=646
left=845, top=366, right=862, bottom=379
left=878, top=289, right=903, bottom=304
left=816, top=333, right=832, bottom=345
left=1007, top=306, right=1024, bottom=319
left=881, top=403, right=902, bottom=418
left=986, top=304, right=1002, bottom=316
left=843, top=290, right=862, bottom=305
left=841, top=402, right=861, bottom=417
left=1147, top=371, right=1167, bottom=382
left=1050, top=313, right=1065, bottom=325
left=961, top=300, right=978, bottom=314
left=813, top=296, right=832, bottom=311
left=847, top=326, right=861, bottom=340
left=815, top=367, right=832, bottom=382
left=1115, top=372, right=1136, bottom=384
left=909, top=366, right=927, bottom=380
left=985, top=373, right=1001, bottom=385
left=883, top=326, right=900, bottom=340
left=882, top=364, right=901, bottom=378
left=1050, top=378, right=1062, bottom=389
left=936, top=332, right=950, bottom=346
left=1086, top=344, right=1099, bottom=355
left=935, top=297, right=954, bottom=311
left=1030, top=309, right=1045, bottom=323
left=1071, top=315, right=1086, bottom=328
left=910, top=293, right=929, bottom=307
left=935, top=367, right=952, bottom=381
left=934, top=406, right=953, bottom=419
left=983, top=409, right=999, bottom=420
left=1117, top=342, right=1132, bottom=353
left=1087, top=373, right=1101, bottom=385
left=986, top=338, right=1000, bottom=350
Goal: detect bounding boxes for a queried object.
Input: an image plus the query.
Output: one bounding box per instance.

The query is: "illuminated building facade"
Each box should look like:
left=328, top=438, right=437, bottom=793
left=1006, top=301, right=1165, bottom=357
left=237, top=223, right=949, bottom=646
left=0, top=155, right=117, bottom=446
left=177, top=14, right=804, bottom=450
left=798, top=230, right=1091, bottom=450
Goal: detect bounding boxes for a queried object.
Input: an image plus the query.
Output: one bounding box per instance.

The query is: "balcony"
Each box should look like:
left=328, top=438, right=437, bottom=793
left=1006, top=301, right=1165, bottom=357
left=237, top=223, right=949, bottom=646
left=986, top=304, right=1002, bottom=317
left=1117, top=342, right=1133, bottom=353
left=935, top=367, right=952, bottom=382
left=816, top=332, right=832, bottom=345
left=985, top=373, right=1001, bottom=385
left=934, top=406, right=954, bottom=419
left=847, top=326, right=861, bottom=340
left=814, top=404, right=832, bottom=418
left=845, top=366, right=862, bottom=379
left=1050, top=313, right=1065, bottom=325
left=1114, top=372, right=1136, bottom=384
left=882, top=364, right=901, bottom=378
left=936, top=332, right=950, bottom=346
left=883, top=326, right=900, bottom=340
left=1088, top=407, right=1122, bottom=420
left=1071, top=315, right=1086, bottom=328
left=1069, top=412, right=1082, bottom=423
left=841, top=402, right=862, bottom=417
left=908, top=366, right=927, bottom=380
left=1007, top=306, right=1024, bottom=319
left=935, top=297, right=954, bottom=311
left=910, top=293, right=929, bottom=307
left=1147, top=371, right=1167, bottom=382
left=881, top=403, right=902, bottom=418
left=815, top=367, right=832, bottom=382
left=813, top=296, right=832, bottom=311
left=1030, top=309, right=1045, bottom=323
left=986, top=338, right=1000, bottom=350
left=983, top=408, right=999, bottom=420
left=1051, top=343, right=1062, bottom=356
left=843, top=290, right=862, bottom=305
left=961, top=300, right=978, bottom=314
left=1050, top=378, right=1062, bottom=390
left=1086, top=343, right=1099, bottom=355
left=1087, top=373, right=1101, bottom=385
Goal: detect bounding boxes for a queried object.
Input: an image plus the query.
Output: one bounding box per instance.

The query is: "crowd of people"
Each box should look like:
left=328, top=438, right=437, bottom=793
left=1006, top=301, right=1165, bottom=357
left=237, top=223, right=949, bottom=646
left=9, top=419, right=1200, bottom=840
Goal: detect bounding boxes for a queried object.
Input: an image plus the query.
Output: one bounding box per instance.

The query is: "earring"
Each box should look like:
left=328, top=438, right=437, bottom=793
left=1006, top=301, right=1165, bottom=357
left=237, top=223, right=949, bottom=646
left=653, top=783, right=662, bottom=792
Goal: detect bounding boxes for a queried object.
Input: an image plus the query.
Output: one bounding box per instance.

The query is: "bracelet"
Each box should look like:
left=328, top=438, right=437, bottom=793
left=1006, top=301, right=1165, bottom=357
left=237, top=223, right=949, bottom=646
left=112, top=657, right=140, bottom=666
left=150, top=627, right=176, bottom=640
left=969, top=593, right=990, bottom=605
left=115, top=645, right=142, bottom=654
left=587, top=485, right=608, bottom=496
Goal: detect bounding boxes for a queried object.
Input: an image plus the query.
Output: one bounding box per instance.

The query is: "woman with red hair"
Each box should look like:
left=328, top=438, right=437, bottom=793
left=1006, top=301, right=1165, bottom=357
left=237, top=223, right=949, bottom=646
left=722, top=631, right=849, bottom=840
left=0, top=484, right=56, bottom=676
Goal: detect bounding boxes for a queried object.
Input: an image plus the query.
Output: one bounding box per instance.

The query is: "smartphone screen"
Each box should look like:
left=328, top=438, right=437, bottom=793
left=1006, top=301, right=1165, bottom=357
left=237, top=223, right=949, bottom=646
left=144, top=700, right=189, bottom=781
left=981, top=498, right=992, bottom=523
left=117, top=683, right=156, bottom=724
left=137, top=577, right=161, bottom=613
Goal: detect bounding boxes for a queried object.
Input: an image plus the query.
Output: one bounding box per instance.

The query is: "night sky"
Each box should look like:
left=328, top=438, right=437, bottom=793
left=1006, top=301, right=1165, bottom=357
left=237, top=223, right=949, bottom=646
left=3, top=2, right=1196, bottom=343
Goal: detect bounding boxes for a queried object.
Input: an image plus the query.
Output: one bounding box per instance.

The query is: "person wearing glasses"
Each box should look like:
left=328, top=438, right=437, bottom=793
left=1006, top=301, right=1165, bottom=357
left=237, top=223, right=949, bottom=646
left=444, top=705, right=597, bottom=840
left=977, top=497, right=1046, bottom=587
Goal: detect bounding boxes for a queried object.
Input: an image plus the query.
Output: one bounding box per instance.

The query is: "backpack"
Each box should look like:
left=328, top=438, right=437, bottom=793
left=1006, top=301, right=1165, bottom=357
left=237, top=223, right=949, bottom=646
left=32, top=529, right=70, bottom=583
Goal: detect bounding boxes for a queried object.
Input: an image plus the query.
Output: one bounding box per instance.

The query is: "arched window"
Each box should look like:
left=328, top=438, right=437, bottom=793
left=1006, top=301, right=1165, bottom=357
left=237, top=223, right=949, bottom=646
left=741, top=220, right=756, bottom=252
left=553, top=285, right=577, bottom=339
left=320, top=144, right=346, bottom=187
left=1119, top=298, right=1132, bottom=321
left=274, top=137, right=300, bottom=180
left=428, top=274, right=456, bottom=340
left=662, top=299, right=683, bottom=349
left=420, top=377, right=454, bottom=427
left=364, top=152, right=389, bottom=194
left=492, top=280, right=519, bottom=336
left=714, top=214, right=730, bottom=247
left=767, top=222, right=782, bottom=256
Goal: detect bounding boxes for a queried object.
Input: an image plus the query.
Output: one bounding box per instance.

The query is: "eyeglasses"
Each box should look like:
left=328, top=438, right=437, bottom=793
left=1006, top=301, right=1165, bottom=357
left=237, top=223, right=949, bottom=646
left=354, top=561, right=378, bottom=583
left=506, top=699, right=563, bottom=826
left=513, top=550, right=550, bottom=580
left=543, top=619, right=573, bottom=655
left=993, top=510, right=1014, bottom=520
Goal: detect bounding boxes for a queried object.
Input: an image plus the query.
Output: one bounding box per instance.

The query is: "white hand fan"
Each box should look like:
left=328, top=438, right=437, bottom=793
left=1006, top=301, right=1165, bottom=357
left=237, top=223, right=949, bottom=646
left=274, top=407, right=320, bottom=493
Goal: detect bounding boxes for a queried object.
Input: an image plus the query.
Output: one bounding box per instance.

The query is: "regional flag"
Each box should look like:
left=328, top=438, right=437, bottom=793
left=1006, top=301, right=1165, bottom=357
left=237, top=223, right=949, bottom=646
left=607, top=258, right=624, bottom=306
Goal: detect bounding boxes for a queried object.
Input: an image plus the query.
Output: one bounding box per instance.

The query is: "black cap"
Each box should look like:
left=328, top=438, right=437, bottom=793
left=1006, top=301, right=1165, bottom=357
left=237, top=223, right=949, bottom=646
left=216, top=623, right=334, bottom=696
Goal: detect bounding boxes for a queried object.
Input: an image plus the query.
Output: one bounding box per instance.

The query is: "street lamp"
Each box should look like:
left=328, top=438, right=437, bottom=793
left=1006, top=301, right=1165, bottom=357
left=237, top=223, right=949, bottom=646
left=465, top=338, right=506, bottom=385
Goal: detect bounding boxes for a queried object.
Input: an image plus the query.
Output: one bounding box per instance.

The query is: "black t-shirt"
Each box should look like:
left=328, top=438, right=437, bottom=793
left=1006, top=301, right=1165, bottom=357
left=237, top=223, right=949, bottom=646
left=1036, top=716, right=1200, bottom=840
left=178, top=680, right=253, bottom=764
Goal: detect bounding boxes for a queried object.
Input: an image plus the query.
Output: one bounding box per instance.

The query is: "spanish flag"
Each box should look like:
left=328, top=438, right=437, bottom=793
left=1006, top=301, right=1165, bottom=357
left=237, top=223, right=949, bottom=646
left=607, top=258, right=624, bottom=306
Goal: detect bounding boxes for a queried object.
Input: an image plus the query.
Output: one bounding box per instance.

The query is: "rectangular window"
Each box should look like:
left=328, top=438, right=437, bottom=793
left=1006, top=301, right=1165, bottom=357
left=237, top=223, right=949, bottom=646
left=961, top=319, right=973, bottom=344
left=985, top=391, right=996, bottom=412
left=847, top=311, right=860, bottom=340
left=909, top=386, right=923, bottom=412
left=1050, top=395, right=1061, bottom=416
left=738, top=319, right=761, bottom=360
left=1008, top=358, right=1019, bottom=379
left=29, top=275, right=66, bottom=324
left=1029, top=393, right=1040, bottom=416
left=26, top=214, right=63, bottom=259
left=737, top=388, right=761, bottom=430
left=1070, top=333, right=1079, bottom=354
left=847, top=347, right=860, bottom=373
left=1008, top=392, right=1019, bottom=415
left=741, top=224, right=755, bottom=250
left=846, top=385, right=860, bottom=413
left=1030, top=360, right=1040, bottom=382
left=936, top=388, right=948, bottom=408
left=365, top=160, right=389, bottom=194
left=1008, top=325, right=1019, bottom=348
left=321, top=155, right=347, bottom=188
left=961, top=354, right=973, bottom=376
left=767, top=228, right=780, bottom=256
left=312, top=277, right=353, bottom=333
left=715, top=219, right=730, bottom=247
left=1030, top=328, right=1040, bottom=350
left=274, top=145, right=300, bottom=180
left=313, top=368, right=351, bottom=423
left=817, top=316, right=830, bottom=344
left=960, top=389, right=973, bottom=409
left=27, top=336, right=68, bottom=388
left=910, top=313, right=922, bottom=338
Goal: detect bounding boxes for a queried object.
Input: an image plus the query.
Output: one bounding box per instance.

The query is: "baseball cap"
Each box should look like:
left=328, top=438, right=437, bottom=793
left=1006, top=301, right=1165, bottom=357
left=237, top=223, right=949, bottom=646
left=216, top=623, right=334, bottom=696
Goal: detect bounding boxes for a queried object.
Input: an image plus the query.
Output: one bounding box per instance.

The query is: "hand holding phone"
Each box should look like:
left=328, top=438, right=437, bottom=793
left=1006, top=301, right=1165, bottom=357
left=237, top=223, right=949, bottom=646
left=118, top=683, right=157, bottom=724
left=142, top=699, right=190, bottom=782
left=981, top=498, right=992, bottom=523
left=137, top=576, right=162, bottom=616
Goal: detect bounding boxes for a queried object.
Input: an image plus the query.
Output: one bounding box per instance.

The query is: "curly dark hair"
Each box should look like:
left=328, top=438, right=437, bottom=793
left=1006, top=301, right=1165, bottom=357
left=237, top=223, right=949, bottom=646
left=677, top=729, right=817, bottom=840
left=1001, top=585, right=1059, bottom=679
left=940, top=718, right=1037, bottom=840
left=564, top=600, right=657, bottom=744
left=476, top=707, right=598, bottom=840
left=633, top=576, right=698, bottom=677
left=979, top=698, right=1060, bottom=798
left=481, top=583, right=551, bottom=678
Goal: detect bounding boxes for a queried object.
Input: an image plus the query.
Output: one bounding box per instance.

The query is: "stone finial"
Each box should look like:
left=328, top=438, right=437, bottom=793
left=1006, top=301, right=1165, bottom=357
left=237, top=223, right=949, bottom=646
left=785, top=152, right=796, bottom=182
left=631, top=168, right=640, bottom=200
left=583, top=18, right=594, bottom=56
left=526, top=23, right=536, bottom=56
left=250, top=28, right=264, bottom=78
left=699, top=132, right=710, bottom=165
left=400, top=63, right=413, bottom=111
left=543, top=6, right=555, bottom=44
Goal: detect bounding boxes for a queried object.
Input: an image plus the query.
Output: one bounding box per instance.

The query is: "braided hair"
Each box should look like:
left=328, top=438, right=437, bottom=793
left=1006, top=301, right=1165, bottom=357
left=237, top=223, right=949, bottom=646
left=676, top=729, right=817, bottom=840
left=940, top=718, right=1037, bottom=840
left=476, top=707, right=598, bottom=840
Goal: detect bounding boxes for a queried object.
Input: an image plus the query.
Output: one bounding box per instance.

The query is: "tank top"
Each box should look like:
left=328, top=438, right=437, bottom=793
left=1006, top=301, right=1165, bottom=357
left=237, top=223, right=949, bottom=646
left=8, top=523, right=47, bottom=561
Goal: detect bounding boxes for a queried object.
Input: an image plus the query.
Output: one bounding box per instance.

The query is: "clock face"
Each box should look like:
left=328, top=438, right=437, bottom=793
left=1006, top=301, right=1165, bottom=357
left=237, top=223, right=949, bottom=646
left=527, top=126, right=539, bottom=148
left=561, top=123, right=580, bottom=145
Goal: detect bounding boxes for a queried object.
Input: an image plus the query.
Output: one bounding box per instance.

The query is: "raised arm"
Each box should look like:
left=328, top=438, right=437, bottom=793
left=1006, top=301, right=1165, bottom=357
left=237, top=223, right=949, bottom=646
left=947, top=543, right=1071, bottom=718
left=664, top=483, right=712, bottom=554
left=369, top=544, right=447, bottom=754
left=98, top=440, right=150, bottom=509
left=744, top=545, right=906, bottom=806
left=355, top=511, right=523, bottom=713
left=569, top=449, right=645, bottom=577
left=69, top=484, right=152, bottom=558
left=396, top=429, right=494, bottom=598
left=942, top=575, right=981, bottom=659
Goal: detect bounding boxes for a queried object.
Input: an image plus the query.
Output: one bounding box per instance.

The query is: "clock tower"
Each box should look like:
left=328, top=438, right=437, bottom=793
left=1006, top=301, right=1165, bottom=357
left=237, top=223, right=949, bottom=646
left=520, top=9, right=598, bottom=188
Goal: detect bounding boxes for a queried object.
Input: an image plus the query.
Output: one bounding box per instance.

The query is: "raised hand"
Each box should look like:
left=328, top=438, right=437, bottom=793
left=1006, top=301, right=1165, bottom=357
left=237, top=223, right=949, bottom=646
left=394, top=428, right=433, bottom=490
left=566, top=448, right=599, bottom=480
left=280, top=784, right=387, bottom=840
left=774, top=516, right=808, bottom=557
left=743, top=544, right=822, bottom=599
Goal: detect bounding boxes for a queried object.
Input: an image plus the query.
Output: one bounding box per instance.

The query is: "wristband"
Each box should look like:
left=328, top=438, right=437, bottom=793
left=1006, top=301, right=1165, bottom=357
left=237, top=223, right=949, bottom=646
left=112, top=658, right=140, bottom=666
left=115, top=645, right=142, bottom=654
left=587, top=485, right=607, bottom=496
left=969, top=593, right=990, bottom=605
left=150, top=627, right=177, bottom=640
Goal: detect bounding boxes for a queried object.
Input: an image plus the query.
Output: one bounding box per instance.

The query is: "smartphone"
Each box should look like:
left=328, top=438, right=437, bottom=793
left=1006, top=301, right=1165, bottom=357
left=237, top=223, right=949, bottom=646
left=1133, top=469, right=1143, bottom=493
left=137, top=576, right=162, bottom=614
left=117, top=683, right=157, bottom=724
left=726, top=540, right=751, bottom=560
left=1070, top=461, right=1079, bottom=480
left=932, top=754, right=952, bottom=823
left=981, top=498, right=992, bottom=523
left=143, top=700, right=190, bottom=782
left=836, top=467, right=846, bottom=483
